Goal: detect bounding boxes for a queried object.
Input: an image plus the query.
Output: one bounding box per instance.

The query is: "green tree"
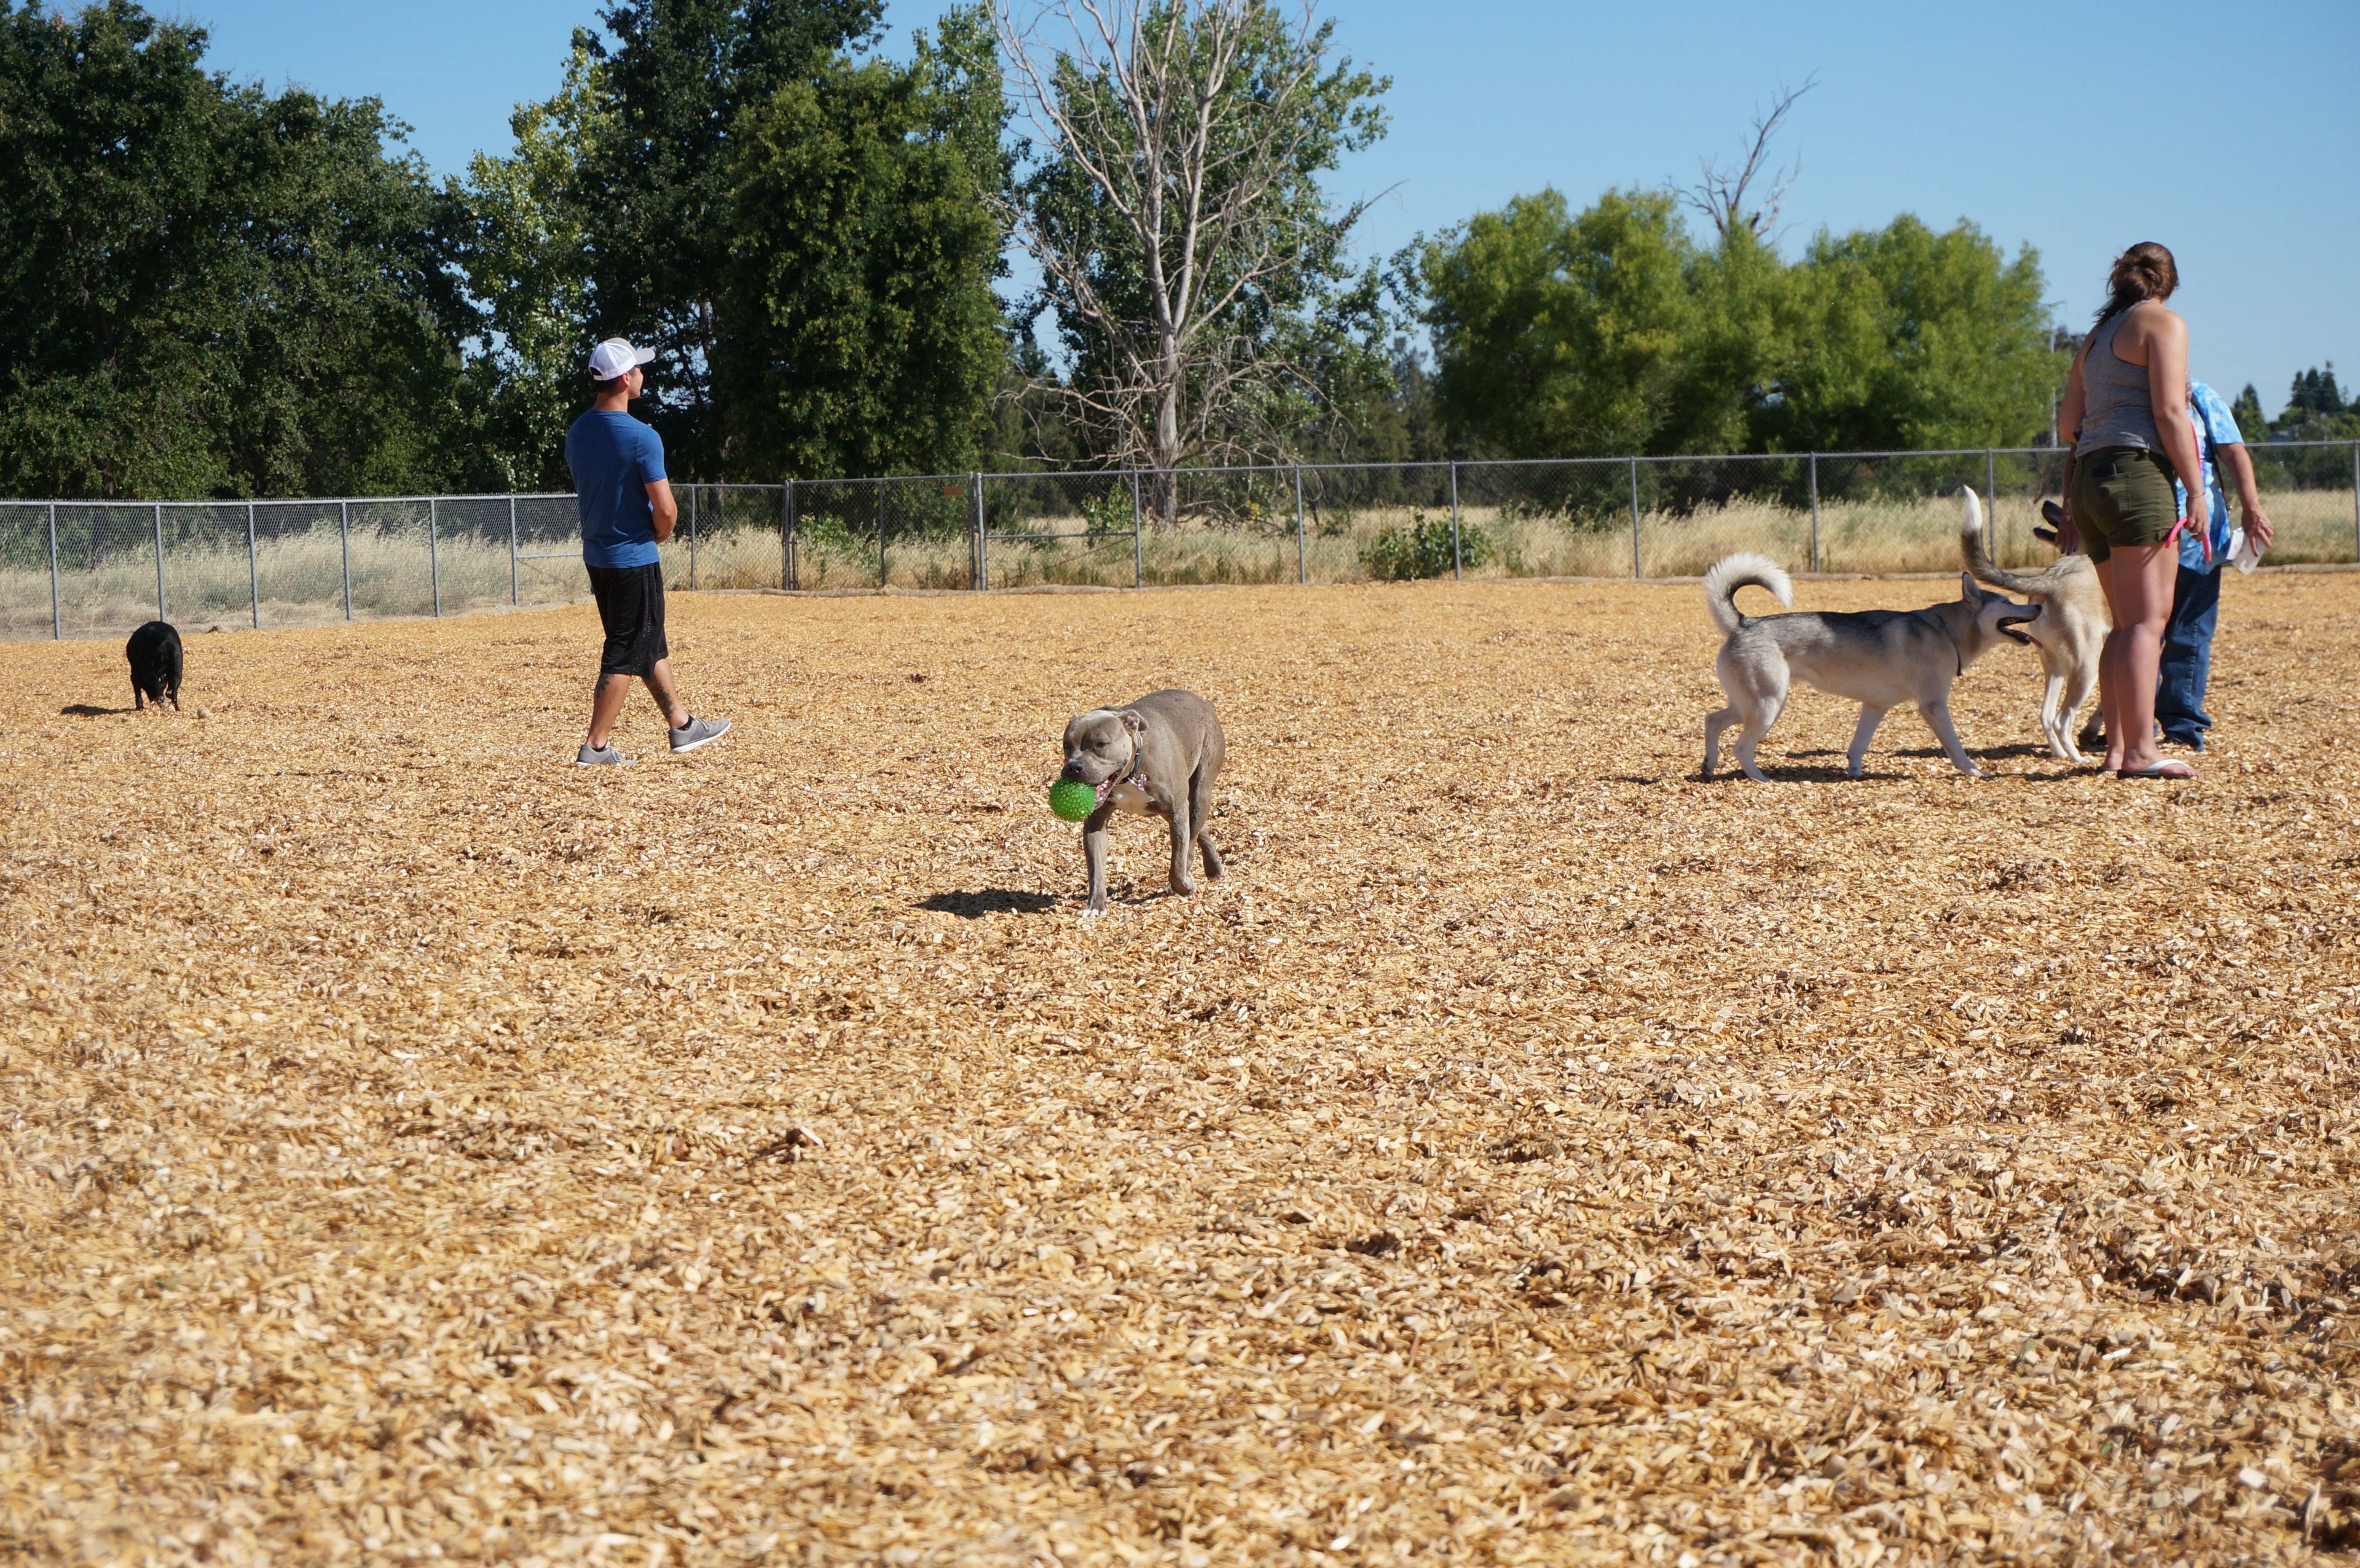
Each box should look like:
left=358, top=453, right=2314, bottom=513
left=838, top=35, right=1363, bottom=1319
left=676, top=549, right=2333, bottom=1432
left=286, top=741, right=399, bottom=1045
left=572, top=0, right=884, bottom=475
left=1763, top=215, right=2057, bottom=452
left=2286, top=364, right=2343, bottom=417
left=1662, top=223, right=1788, bottom=455
left=1, top=1, right=223, bottom=495
left=2230, top=383, right=2266, bottom=442
left=1289, top=320, right=1438, bottom=466
left=717, top=6, right=1010, bottom=477
left=203, top=91, right=472, bottom=496
left=452, top=43, right=612, bottom=491
left=0, top=0, right=467, bottom=498
left=1418, top=194, right=2058, bottom=460
left=1418, top=188, right=1701, bottom=458
left=2268, top=364, right=2360, bottom=444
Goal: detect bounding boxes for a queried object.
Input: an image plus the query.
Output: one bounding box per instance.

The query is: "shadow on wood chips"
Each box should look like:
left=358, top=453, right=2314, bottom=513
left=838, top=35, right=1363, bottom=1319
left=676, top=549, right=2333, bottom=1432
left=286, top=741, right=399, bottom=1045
left=918, top=890, right=1061, bottom=919
left=4, top=576, right=2358, bottom=1565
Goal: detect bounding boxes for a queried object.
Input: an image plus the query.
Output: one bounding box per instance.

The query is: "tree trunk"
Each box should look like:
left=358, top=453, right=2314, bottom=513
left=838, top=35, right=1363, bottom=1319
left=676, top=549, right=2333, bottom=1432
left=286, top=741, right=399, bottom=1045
left=1153, top=339, right=1184, bottom=523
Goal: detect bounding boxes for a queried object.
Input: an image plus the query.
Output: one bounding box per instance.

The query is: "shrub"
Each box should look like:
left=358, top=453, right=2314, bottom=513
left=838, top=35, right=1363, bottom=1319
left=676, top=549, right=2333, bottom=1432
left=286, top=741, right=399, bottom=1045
left=1360, top=509, right=1493, bottom=580
left=1079, top=489, right=1134, bottom=535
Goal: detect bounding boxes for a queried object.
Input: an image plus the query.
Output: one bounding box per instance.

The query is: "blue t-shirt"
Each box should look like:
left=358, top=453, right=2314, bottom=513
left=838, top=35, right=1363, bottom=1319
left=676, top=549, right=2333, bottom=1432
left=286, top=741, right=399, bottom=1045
left=565, top=410, right=667, bottom=569
left=2170, top=382, right=2243, bottom=573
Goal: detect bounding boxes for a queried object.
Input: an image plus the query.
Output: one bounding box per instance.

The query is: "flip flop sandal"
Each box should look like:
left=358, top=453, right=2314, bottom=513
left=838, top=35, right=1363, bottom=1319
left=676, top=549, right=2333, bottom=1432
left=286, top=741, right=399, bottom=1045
left=2117, top=760, right=2197, bottom=780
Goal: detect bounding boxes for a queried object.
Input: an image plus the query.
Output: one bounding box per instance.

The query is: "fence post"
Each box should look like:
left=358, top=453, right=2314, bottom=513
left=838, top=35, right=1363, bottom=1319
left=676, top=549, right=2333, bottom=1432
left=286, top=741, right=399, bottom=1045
left=2352, top=442, right=2359, bottom=565
left=1807, top=453, right=1821, bottom=573
left=1294, top=465, right=1306, bottom=584
left=974, top=473, right=987, bottom=592
left=877, top=484, right=887, bottom=590
left=1628, top=458, right=1643, bottom=581
left=154, top=502, right=167, bottom=621
left=782, top=480, right=795, bottom=590
left=688, top=485, right=699, bottom=590
left=1449, top=461, right=1463, bottom=580
left=340, top=501, right=353, bottom=620
left=428, top=498, right=442, bottom=617
left=508, top=495, right=519, bottom=606
left=47, top=503, right=61, bottom=639
left=246, top=500, right=260, bottom=629
left=1131, top=469, right=1144, bottom=589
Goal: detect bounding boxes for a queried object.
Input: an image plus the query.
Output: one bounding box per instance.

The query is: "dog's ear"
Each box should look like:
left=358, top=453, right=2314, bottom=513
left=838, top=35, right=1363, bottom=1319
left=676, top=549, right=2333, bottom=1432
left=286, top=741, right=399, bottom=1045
left=1119, top=708, right=1149, bottom=738
left=2040, top=500, right=2066, bottom=527
left=1962, top=571, right=1980, bottom=603
left=2033, top=525, right=2059, bottom=544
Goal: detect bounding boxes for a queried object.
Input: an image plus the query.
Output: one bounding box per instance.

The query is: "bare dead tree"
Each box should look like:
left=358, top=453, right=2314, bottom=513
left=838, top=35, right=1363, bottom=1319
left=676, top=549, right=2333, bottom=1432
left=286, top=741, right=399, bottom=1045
left=987, top=0, right=1380, bottom=503
left=1683, top=74, right=1818, bottom=243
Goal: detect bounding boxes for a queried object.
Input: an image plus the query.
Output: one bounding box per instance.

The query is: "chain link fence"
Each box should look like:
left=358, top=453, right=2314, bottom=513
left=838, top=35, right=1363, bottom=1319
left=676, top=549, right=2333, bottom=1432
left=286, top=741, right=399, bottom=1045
left=6, top=444, right=2354, bottom=639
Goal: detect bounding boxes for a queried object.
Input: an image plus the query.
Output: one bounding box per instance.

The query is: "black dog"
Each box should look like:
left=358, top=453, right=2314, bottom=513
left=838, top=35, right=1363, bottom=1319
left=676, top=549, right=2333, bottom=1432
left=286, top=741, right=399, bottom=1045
left=126, top=621, right=183, bottom=711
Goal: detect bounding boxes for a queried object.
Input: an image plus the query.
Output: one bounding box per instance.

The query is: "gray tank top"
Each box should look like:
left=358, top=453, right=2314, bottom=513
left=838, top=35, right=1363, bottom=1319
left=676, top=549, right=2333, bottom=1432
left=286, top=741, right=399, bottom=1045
left=2075, top=310, right=2160, bottom=454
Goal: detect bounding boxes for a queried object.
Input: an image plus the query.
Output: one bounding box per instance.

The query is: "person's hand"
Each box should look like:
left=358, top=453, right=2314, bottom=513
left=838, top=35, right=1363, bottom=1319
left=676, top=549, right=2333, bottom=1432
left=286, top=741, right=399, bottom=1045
left=2053, top=500, right=2082, bottom=555
left=2244, top=504, right=2273, bottom=552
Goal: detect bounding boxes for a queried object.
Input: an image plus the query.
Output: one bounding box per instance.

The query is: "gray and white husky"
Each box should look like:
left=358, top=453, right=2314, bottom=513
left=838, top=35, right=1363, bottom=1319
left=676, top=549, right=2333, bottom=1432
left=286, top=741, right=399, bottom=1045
left=1701, top=551, right=2039, bottom=782
left=1959, top=488, right=2109, bottom=762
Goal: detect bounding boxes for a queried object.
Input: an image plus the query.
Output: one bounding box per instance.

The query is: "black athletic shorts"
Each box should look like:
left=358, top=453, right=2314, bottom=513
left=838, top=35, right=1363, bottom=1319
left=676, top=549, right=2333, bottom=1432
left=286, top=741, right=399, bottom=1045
left=586, top=562, right=669, bottom=678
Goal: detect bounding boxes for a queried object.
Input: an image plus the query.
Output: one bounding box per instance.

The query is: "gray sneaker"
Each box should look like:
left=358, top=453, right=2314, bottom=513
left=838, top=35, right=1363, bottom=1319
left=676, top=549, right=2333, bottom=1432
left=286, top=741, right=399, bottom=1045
left=576, top=741, right=629, bottom=766
left=668, top=715, right=731, bottom=754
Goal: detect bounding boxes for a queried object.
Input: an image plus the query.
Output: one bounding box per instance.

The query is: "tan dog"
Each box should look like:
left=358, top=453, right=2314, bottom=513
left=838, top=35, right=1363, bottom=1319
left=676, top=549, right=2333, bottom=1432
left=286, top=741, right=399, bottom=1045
left=1959, top=488, right=2108, bottom=762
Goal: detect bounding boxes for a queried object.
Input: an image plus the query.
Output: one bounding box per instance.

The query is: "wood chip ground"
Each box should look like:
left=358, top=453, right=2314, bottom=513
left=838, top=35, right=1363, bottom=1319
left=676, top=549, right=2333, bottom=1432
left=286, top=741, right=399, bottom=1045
left=2, top=576, right=2356, bottom=1566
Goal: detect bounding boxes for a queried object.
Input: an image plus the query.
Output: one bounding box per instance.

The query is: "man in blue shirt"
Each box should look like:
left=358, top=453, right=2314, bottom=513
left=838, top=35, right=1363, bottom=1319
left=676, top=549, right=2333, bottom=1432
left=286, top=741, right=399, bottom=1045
left=2158, top=382, right=2275, bottom=750
left=566, top=337, right=728, bottom=764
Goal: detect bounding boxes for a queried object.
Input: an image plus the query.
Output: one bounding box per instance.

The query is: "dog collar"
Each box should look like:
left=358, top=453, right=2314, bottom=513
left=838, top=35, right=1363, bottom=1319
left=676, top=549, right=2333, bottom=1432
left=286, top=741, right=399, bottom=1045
left=1117, top=730, right=1149, bottom=791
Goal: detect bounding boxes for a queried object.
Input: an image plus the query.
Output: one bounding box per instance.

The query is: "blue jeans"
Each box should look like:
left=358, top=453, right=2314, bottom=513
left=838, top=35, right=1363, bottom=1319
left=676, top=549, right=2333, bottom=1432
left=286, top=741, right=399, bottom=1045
left=2155, top=563, right=2222, bottom=747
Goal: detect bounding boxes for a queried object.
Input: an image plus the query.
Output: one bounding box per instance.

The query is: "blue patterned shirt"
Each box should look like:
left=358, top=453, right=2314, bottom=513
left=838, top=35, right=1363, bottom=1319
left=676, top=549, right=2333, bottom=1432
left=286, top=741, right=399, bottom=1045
left=2170, top=382, right=2243, bottom=573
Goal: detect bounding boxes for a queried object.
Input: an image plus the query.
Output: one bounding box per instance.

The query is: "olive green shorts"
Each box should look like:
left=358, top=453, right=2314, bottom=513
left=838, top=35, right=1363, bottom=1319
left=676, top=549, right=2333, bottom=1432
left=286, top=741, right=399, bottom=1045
left=2070, top=445, right=2181, bottom=564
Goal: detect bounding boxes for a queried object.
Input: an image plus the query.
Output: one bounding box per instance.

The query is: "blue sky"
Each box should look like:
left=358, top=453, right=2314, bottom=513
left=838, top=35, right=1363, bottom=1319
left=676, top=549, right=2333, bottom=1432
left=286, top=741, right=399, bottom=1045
left=178, top=0, right=2358, bottom=418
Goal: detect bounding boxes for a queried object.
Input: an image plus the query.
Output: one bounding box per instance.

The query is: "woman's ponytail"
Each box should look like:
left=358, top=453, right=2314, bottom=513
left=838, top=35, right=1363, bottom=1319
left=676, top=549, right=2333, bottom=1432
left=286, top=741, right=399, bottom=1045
left=2094, top=241, right=2178, bottom=326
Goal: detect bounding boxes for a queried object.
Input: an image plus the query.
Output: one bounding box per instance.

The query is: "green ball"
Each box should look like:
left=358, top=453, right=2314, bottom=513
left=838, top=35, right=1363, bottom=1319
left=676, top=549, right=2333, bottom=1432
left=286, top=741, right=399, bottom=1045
left=1047, top=777, right=1099, bottom=822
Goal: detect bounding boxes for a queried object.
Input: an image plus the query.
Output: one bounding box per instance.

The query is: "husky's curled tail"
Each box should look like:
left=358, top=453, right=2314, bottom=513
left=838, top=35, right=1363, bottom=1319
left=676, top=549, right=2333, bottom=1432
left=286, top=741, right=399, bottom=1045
left=1958, top=488, right=2088, bottom=599
left=1703, top=552, right=1793, bottom=635
left=1956, top=488, right=2107, bottom=762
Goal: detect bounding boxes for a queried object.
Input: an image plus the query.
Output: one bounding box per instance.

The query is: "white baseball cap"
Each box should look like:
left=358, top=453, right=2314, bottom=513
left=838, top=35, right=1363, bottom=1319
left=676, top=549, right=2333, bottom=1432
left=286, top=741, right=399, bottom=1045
left=588, top=337, right=657, bottom=381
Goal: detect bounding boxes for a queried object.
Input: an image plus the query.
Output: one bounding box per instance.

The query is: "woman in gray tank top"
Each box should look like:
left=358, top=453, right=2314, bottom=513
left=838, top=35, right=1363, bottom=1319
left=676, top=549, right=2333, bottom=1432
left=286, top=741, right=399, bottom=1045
left=2053, top=243, right=2211, bottom=780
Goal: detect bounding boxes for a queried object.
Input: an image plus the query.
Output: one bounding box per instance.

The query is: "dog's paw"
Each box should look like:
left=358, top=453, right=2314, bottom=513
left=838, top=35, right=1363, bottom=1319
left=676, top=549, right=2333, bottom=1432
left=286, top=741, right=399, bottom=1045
left=1079, top=905, right=1107, bottom=921
left=1170, top=877, right=1198, bottom=898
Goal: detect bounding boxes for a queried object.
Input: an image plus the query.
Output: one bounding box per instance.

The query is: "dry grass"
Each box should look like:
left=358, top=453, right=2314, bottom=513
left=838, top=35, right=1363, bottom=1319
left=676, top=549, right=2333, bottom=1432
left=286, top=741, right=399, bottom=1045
left=2, top=575, right=2358, bottom=1567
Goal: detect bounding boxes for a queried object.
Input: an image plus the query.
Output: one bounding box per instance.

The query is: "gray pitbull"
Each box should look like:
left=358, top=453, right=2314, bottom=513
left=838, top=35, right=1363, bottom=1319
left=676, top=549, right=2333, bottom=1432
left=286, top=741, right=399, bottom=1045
left=1058, top=689, right=1226, bottom=915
